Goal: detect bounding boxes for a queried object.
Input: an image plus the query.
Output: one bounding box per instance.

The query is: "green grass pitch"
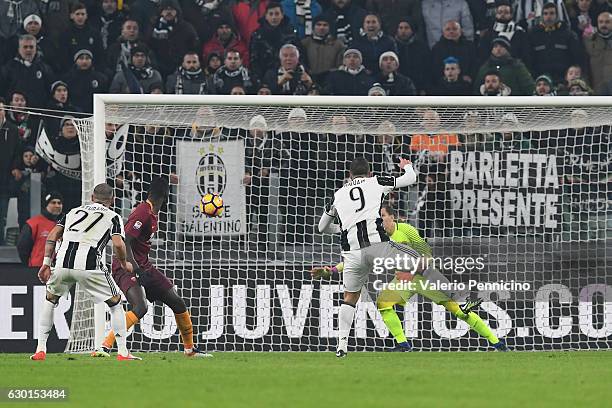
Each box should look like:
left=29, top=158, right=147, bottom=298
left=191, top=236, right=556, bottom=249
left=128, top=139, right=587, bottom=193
left=1, top=352, right=611, bottom=407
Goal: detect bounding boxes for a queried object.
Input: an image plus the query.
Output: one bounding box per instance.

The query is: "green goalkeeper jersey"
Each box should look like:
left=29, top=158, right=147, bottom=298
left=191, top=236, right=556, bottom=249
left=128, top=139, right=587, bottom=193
left=389, top=222, right=432, bottom=257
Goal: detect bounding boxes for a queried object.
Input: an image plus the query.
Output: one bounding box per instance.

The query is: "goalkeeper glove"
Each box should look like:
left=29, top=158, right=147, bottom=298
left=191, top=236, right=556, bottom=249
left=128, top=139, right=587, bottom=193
left=310, top=266, right=337, bottom=279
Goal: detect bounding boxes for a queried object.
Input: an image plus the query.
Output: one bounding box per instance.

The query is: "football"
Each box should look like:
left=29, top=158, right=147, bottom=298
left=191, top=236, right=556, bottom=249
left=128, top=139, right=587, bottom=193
left=199, top=193, right=223, bottom=217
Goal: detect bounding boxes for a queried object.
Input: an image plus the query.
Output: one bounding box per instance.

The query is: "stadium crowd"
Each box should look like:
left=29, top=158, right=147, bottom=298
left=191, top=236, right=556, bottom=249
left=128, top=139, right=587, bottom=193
left=0, top=0, right=611, bottom=255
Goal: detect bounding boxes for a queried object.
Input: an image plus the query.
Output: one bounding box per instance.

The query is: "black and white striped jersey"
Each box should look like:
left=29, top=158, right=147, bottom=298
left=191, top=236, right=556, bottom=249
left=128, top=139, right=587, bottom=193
left=56, top=203, right=124, bottom=270
left=326, top=176, right=396, bottom=251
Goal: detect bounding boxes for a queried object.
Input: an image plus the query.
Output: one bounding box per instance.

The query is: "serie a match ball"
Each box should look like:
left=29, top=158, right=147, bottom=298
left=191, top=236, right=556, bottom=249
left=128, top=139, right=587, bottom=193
left=200, top=193, right=224, bottom=217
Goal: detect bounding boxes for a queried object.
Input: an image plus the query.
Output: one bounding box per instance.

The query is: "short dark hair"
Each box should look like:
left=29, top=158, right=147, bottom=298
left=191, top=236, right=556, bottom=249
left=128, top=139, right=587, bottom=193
left=266, top=2, right=282, bottom=12
left=148, top=177, right=169, bottom=204
left=70, top=2, right=86, bottom=13
left=381, top=203, right=395, bottom=217
left=350, top=157, right=370, bottom=177
left=93, top=183, right=114, bottom=202
left=542, top=3, right=556, bottom=12
left=484, top=70, right=501, bottom=80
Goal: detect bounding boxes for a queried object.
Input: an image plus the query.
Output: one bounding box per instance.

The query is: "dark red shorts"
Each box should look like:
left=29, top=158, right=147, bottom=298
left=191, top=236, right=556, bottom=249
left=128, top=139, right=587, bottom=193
left=112, top=264, right=173, bottom=302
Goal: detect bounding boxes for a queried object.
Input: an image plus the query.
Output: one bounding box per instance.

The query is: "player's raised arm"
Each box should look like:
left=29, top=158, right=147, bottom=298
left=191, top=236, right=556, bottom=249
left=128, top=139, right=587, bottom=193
left=318, top=200, right=341, bottom=234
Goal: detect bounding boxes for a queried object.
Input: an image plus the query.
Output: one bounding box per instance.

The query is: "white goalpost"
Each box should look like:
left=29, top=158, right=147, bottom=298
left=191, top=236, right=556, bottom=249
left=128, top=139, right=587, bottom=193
left=66, top=94, right=611, bottom=353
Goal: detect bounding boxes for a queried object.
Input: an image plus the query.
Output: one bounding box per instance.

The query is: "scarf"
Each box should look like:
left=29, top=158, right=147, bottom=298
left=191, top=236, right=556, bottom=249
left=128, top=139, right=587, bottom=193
left=214, top=65, right=252, bottom=88
left=493, top=20, right=520, bottom=41
left=339, top=64, right=365, bottom=75
left=5, top=0, right=24, bottom=25
left=334, top=7, right=350, bottom=45
left=277, top=65, right=308, bottom=94
left=173, top=66, right=204, bottom=94
left=99, top=11, right=121, bottom=48
left=152, top=17, right=175, bottom=39
left=597, top=30, right=612, bottom=40
left=129, top=64, right=154, bottom=80
left=311, top=32, right=328, bottom=41
left=14, top=55, right=34, bottom=67
left=295, top=0, right=313, bottom=36
left=359, top=28, right=383, bottom=41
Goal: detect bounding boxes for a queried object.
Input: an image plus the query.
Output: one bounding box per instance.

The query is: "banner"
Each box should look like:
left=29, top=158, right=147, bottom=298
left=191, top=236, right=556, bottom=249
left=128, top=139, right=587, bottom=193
left=448, top=151, right=562, bottom=231
left=105, top=124, right=128, bottom=178
left=35, top=128, right=81, bottom=180
left=176, top=140, right=247, bottom=236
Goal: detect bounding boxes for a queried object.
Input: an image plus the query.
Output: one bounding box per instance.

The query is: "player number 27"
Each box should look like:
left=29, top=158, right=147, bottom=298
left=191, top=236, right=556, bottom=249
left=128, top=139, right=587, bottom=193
left=68, top=210, right=105, bottom=233
left=349, top=187, right=365, bottom=212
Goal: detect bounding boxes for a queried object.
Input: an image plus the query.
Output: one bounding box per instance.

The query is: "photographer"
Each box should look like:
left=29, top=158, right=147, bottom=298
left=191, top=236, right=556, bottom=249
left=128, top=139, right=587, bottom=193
left=262, top=44, right=314, bottom=95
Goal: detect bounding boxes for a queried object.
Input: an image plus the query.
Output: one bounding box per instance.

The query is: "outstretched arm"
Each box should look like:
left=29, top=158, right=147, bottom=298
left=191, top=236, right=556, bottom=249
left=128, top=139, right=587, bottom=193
left=318, top=200, right=340, bottom=234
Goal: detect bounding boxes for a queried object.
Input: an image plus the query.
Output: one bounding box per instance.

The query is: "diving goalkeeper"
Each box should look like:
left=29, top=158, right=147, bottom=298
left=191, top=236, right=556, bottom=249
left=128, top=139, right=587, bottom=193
left=311, top=204, right=509, bottom=352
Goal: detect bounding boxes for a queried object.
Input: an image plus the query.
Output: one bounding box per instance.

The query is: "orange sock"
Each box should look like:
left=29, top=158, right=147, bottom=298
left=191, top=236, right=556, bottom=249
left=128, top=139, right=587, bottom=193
left=103, top=311, right=139, bottom=348
left=174, top=311, right=194, bottom=350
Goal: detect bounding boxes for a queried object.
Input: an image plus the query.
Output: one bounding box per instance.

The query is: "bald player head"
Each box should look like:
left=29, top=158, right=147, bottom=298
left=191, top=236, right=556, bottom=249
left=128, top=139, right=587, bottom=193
left=92, top=183, right=115, bottom=207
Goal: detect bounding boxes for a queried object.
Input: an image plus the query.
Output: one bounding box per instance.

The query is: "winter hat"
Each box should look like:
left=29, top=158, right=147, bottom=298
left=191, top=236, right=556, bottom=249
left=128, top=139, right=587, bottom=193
left=443, top=56, right=460, bottom=66
left=45, top=191, right=64, bottom=206
left=50, top=80, right=68, bottom=94
left=249, top=115, right=267, bottom=130
left=160, top=0, right=181, bottom=13
left=313, top=14, right=333, bottom=27
left=288, top=108, right=307, bottom=120
left=379, top=51, right=399, bottom=67
left=73, top=49, right=93, bottom=62
left=368, top=84, right=387, bottom=96
left=23, top=14, right=42, bottom=29
left=343, top=49, right=362, bottom=60
left=491, top=36, right=512, bottom=52
left=535, top=74, right=553, bottom=86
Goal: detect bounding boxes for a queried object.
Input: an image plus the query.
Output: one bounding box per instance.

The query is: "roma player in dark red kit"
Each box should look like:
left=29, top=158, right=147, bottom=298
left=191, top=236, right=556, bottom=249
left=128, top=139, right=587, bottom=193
left=98, top=177, right=211, bottom=357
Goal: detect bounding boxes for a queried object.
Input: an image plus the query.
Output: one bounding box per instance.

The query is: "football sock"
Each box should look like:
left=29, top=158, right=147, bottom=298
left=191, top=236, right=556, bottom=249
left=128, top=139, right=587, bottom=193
left=109, top=303, right=129, bottom=356
left=174, top=311, right=194, bottom=350
left=36, top=299, right=55, bottom=353
left=446, top=302, right=499, bottom=344
left=338, top=302, right=356, bottom=350
left=103, top=311, right=139, bottom=348
left=379, top=307, right=408, bottom=344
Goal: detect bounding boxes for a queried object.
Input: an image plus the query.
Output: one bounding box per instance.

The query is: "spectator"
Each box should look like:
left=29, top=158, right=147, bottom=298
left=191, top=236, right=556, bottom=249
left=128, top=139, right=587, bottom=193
left=533, top=74, right=557, bottom=95
left=281, top=0, right=322, bottom=39
left=58, top=2, right=106, bottom=72
left=367, top=83, right=386, bottom=95
left=0, top=98, right=20, bottom=245
left=0, top=34, right=55, bottom=109
left=351, top=14, right=397, bottom=75
left=149, top=82, right=164, bottom=94
left=478, top=70, right=512, bottom=95
left=205, top=52, right=223, bottom=77
left=529, top=2, right=586, bottom=82
left=394, top=17, right=432, bottom=94
left=165, top=52, right=208, bottom=94
left=556, top=64, right=585, bottom=93
left=106, top=19, right=151, bottom=75
left=44, top=118, right=81, bottom=211
left=48, top=80, right=80, bottom=114
left=377, top=51, right=416, bottom=95
left=568, top=0, right=599, bottom=38
left=16, top=191, right=63, bottom=267
left=263, top=44, right=314, bottom=94
left=182, top=0, right=235, bottom=44
left=232, top=0, right=269, bottom=45
left=230, top=85, right=247, bottom=94
left=203, top=20, right=250, bottom=67
left=149, top=0, right=199, bottom=77
left=6, top=91, right=42, bottom=146
left=365, top=0, right=423, bottom=36
left=479, top=0, right=532, bottom=69
left=421, top=0, right=474, bottom=48
left=91, top=0, right=125, bottom=50
left=567, top=77, right=594, bottom=94
left=11, top=147, right=47, bottom=229
left=64, top=48, right=109, bottom=113
left=325, top=48, right=376, bottom=95
left=431, top=20, right=478, bottom=82
left=5, top=14, right=60, bottom=72
left=320, top=0, right=367, bottom=46
left=110, top=46, right=163, bottom=93
left=249, top=2, right=299, bottom=79
left=210, top=50, right=254, bottom=94
left=301, top=15, right=345, bottom=85
left=0, top=0, right=41, bottom=40
left=258, top=84, right=273, bottom=94
left=584, top=11, right=612, bottom=92
left=431, top=56, right=472, bottom=95
left=474, top=36, right=535, bottom=95
left=514, top=0, right=570, bottom=30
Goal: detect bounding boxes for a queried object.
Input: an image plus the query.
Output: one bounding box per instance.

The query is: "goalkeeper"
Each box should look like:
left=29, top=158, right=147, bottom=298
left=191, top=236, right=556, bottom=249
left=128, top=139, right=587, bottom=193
left=311, top=204, right=509, bottom=352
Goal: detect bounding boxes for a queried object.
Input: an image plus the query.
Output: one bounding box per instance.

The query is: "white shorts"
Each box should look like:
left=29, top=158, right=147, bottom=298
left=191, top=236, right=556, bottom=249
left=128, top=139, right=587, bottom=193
left=46, top=267, right=120, bottom=304
left=342, top=241, right=421, bottom=292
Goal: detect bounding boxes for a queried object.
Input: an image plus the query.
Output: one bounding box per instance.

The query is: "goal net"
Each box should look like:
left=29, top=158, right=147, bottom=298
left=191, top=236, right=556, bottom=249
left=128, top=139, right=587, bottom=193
left=67, top=95, right=611, bottom=352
